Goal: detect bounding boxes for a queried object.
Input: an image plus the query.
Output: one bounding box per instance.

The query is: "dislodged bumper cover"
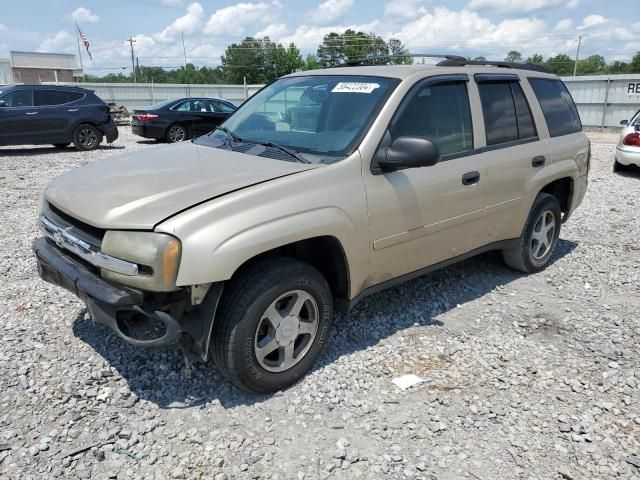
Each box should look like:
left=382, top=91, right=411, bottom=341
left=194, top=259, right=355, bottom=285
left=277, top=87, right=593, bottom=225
left=33, top=237, right=181, bottom=347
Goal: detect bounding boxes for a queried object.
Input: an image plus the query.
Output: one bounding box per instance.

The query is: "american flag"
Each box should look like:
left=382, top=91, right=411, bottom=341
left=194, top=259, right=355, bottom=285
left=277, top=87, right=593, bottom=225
left=76, top=24, right=93, bottom=61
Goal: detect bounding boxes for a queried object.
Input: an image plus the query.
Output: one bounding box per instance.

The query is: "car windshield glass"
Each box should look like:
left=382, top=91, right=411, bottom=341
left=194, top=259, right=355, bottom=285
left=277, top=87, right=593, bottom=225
left=195, top=75, right=398, bottom=161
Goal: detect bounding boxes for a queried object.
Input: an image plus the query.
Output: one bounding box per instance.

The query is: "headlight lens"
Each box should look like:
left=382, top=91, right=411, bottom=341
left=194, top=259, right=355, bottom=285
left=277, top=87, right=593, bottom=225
left=101, top=231, right=181, bottom=291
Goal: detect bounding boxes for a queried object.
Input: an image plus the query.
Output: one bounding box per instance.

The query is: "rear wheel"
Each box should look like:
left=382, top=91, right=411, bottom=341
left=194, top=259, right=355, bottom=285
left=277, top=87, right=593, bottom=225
left=212, top=258, right=333, bottom=393
left=502, top=193, right=561, bottom=273
left=165, top=123, right=188, bottom=143
left=52, top=143, right=70, bottom=149
left=72, top=124, right=102, bottom=151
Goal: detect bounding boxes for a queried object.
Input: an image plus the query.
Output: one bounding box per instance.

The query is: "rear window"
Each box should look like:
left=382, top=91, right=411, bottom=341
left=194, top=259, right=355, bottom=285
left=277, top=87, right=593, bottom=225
left=34, top=90, right=84, bottom=106
left=528, top=78, right=582, bottom=137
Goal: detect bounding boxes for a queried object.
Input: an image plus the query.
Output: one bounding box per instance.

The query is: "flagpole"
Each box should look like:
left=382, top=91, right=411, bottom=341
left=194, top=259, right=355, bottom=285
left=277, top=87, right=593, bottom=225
left=75, top=23, right=84, bottom=81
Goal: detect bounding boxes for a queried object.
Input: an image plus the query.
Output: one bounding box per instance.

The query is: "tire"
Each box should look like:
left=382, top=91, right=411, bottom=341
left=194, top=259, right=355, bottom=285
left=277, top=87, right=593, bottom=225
left=212, top=257, right=334, bottom=393
left=72, top=124, right=103, bottom=151
left=613, top=160, right=627, bottom=172
left=165, top=123, right=188, bottom=143
left=52, top=143, right=70, bottom=149
left=502, top=193, right=562, bottom=273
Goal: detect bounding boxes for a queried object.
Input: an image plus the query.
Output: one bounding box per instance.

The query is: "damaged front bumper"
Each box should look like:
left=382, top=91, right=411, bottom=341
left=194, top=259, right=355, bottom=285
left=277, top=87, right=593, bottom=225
left=33, top=237, right=222, bottom=359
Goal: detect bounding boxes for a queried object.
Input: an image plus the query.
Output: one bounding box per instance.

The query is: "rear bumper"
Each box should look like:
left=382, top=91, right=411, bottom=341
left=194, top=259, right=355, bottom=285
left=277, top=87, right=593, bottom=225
left=100, top=121, right=119, bottom=143
left=132, top=123, right=165, bottom=139
left=616, top=146, right=640, bottom=166
left=33, top=237, right=182, bottom=348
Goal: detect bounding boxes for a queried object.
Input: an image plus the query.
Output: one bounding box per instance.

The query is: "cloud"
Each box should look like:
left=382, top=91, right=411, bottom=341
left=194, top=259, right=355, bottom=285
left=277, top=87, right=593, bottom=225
left=554, top=19, right=574, bottom=32
left=0, top=24, right=6, bottom=32
left=384, top=0, right=427, bottom=20
left=70, top=7, right=100, bottom=23
left=255, top=23, right=288, bottom=40
left=579, top=14, right=606, bottom=30
left=279, top=20, right=382, bottom=50
left=309, top=0, right=354, bottom=26
left=203, top=2, right=277, bottom=37
left=160, top=0, right=183, bottom=5
left=155, top=2, right=204, bottom=42
left=467, top=0, right=565, bottom=14
left=39, top=30, right=74, bottom=53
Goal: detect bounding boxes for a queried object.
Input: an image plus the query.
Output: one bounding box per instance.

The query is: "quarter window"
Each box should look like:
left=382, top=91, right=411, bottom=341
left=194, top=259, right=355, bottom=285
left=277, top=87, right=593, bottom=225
left=478, top=81, right=537, bottom=146
left=390, top=81, right=473, bottom=156
left=210, top=101, right=235, bottom=113
left=528, top=78, right=582, bottom=137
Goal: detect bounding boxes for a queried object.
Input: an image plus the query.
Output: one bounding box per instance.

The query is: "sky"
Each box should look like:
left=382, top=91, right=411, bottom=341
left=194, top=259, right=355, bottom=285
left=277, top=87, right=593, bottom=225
left=0, top=0, right=638, bottom=74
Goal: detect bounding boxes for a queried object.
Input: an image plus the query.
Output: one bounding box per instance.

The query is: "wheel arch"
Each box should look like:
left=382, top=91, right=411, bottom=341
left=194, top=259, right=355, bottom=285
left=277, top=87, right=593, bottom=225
left=538, top=176, right=574, bottom=221
left=227, top=235, right=351, bottom=311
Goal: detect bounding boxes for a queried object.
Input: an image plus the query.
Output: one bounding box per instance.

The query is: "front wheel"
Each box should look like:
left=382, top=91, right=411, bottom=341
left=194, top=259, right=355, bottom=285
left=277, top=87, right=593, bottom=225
left=73, top=124, right=102, bottom=151
left=502, top=193, right=561, bottom=273
left=212, top=258, right=333, bottom=393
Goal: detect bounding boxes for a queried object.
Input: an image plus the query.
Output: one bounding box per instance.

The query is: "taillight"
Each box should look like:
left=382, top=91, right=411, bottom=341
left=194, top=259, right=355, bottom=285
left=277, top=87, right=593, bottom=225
left=136, top=113, right=158, bottom=121
left=622, top=132, right=640, bottom=147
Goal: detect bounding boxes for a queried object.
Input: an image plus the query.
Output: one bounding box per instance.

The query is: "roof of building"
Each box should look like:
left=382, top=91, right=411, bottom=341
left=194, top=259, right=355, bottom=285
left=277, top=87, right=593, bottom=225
left=10, top=51, right=77, bottom=70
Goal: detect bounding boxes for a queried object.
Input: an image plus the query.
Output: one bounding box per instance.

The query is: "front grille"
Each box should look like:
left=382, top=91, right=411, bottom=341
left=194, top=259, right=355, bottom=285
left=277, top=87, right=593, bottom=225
left=43, top=201, right=105, bottom=248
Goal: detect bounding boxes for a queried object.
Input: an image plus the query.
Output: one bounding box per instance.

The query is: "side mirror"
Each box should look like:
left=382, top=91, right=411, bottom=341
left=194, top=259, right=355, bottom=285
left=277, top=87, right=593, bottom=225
left=379, top=136, right=440, bottom=171
left=620, top=119, right=629, bottom=126
left=0, top=100, right=6, bottom=108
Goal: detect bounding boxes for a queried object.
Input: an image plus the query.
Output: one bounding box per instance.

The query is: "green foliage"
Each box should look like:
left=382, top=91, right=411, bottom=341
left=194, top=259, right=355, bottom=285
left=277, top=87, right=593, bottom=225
left=316, top=30, right=410, bottom=66
left=504, top=51, right=523, bottom=63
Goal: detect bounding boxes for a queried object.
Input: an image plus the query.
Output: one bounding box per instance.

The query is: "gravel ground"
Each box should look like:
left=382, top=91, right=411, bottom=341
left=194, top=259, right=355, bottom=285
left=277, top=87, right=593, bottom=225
left=1, top=128, right=639, bottom=480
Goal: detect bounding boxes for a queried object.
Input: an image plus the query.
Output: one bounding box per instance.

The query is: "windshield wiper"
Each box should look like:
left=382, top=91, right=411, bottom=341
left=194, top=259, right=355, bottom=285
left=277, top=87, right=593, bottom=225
left=213, top=126, right=244, bottom=144
left=256, top=141, right=310, bottom=164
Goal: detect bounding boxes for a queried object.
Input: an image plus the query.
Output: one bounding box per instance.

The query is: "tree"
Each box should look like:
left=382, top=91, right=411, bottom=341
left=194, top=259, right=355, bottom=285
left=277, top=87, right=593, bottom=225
left=304, top=54, right=323, bottom=71
left=526, top=53, right=544, bottom=65
left=576, top=54, right=606, bottom=75
left=545, top=54, right=574, bottom=76
left=316, top=30, right=409, bottom=66
left=504, top=50, right=523, bottom=63
left=221, top=37, right=268, bottom=84
left=629, top=51, right=640, bottom=73
left=388, top=38, right=411, bottom=64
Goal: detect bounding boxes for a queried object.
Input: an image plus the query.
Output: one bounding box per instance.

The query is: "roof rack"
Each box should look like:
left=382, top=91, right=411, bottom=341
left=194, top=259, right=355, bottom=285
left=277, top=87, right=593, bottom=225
left=335, top=54, right=466, bottom=67
left=436, top=58, right=549, bottom=73
left=334, top=54, right=549, bottom=73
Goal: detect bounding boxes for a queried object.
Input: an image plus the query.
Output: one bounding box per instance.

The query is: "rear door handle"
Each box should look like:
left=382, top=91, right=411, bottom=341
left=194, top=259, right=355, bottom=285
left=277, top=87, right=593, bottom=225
left=462, top=171, right=480, bottom=185
left=25, top=112, right=38, bottom=115
left=532, top=155, right=546, bottom=167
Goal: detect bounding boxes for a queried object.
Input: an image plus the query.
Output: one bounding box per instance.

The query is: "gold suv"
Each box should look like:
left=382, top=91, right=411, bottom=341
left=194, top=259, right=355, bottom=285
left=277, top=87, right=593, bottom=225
left=33, top=56, right=590, bottom=392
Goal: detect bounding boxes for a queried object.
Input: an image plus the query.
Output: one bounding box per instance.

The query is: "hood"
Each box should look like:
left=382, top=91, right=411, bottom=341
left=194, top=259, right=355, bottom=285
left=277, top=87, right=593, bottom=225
left=45, top=141, right=316, bottom=229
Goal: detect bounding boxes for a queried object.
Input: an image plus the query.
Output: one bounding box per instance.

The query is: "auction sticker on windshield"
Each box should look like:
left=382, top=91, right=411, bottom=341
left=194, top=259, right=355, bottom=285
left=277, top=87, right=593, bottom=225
left=332, top=82, right=380, bottom=94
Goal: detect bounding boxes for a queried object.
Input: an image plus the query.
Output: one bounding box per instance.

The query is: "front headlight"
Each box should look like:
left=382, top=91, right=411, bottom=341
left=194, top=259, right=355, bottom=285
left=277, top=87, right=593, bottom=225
left=101, top=231, right=181, bottom=291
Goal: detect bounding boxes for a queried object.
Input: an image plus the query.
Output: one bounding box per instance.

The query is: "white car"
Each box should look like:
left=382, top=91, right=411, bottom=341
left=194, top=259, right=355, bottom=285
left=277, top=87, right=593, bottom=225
left=615, top=109, right=640, bottom=171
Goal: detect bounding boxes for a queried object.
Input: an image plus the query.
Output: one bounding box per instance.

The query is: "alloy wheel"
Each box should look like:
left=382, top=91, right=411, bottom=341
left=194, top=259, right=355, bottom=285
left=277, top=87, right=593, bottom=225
left=531, top=210, right=556, bottom=260
left=254, top=290, right=319, bottom=373
left=78, top=128, right=98, bottom=149
left=168, top=125, right=187, bottom=142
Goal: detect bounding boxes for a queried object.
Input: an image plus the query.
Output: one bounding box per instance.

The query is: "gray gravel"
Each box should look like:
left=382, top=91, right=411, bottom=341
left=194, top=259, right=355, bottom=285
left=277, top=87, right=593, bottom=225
left=1, top=129, right=639, bottom=480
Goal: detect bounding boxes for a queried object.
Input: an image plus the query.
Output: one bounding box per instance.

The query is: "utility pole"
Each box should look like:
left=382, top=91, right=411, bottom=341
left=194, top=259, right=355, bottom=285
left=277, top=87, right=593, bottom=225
left=181, top=32, right=190, bottom=96
left=126, top=37, right=137, bottom=82
left=573, top=35, right=582, bottom=77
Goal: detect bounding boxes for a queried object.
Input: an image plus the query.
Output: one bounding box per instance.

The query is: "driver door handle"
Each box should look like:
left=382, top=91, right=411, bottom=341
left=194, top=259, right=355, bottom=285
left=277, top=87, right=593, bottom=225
left=25, top=111, right=38, bottom=115
left=462, top=171, right=480, bottom=185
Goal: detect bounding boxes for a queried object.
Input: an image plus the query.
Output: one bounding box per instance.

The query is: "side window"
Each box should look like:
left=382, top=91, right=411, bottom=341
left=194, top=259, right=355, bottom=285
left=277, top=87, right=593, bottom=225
left=213, top=101, right=235, bottom=113
left=67, top=92, right=85, bottom=103
left=174, top=101, right=193, bottom=112
left=34, top=90, right=71, bottom=106
left=1, top=89, right=33, bottom=107
left=477, top=81, right=537, bottom=145
left=478, top=82, right=518, bottom=145
left=390, top=81, right=473, bottom=156
left=511, top=83, right=537, bottom=139
left=528, top=78, right=582, bottom=137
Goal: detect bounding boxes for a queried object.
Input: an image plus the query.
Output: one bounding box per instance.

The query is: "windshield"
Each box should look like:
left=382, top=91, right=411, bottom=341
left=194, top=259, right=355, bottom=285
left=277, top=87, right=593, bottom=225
left=196, top=75, right=398, bottom=161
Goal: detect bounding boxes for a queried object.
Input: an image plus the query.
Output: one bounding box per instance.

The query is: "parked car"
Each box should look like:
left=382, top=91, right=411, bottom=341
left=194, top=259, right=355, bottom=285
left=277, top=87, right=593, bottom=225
left=615, top=109, right=640, bottom=171
left=131, top=97, right=237, bottom=143
left=0, top=85, right=118, bottom=150
left=33, top=56, right=589, bottom=393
